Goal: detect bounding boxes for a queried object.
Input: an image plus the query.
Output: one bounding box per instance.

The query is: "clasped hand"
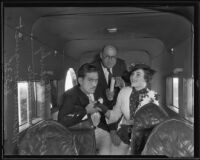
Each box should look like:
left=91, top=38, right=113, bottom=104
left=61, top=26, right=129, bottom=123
left=85, top=101, right=101, bottom=114
left=86, top=101, right=108, bottom=114
left=94, top=102, right=109, bottom=114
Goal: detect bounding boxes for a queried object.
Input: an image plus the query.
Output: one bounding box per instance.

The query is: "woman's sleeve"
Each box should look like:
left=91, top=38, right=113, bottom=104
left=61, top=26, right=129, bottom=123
left=107, top=89, right=124, bottom=124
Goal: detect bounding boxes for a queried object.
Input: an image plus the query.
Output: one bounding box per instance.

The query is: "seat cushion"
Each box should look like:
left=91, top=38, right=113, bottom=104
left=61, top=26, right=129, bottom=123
left=19, top=120, right=77, bottom=155
left=142, top=119, right=194, bottom=157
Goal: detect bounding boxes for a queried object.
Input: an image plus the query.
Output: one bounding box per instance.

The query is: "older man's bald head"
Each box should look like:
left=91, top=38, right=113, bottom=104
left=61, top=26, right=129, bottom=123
left=100, top=44, right=118, bottom=69
left=102, top=45, right=118, bottom=56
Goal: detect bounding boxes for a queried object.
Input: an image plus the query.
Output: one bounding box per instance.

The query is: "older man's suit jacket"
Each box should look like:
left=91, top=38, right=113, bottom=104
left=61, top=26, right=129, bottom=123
left=92, top=58, right=127, bottom=131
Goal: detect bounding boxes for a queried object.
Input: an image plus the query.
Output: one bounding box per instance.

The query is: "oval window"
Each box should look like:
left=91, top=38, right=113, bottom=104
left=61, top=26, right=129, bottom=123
left=65, top=68, right=77, bottom=91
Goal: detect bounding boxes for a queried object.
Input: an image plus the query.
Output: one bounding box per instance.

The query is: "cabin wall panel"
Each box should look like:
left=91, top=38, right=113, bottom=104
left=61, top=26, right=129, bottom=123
left=117, top=50, right=151, bottom=66
left=79, top=50, right=151, bottom=69
left=32, top=39, right=65, bottom=80
left=4, top=24, right=33, bottom=155
left=4, top=20, right=18, bottom=154
left=172, top=37, right=193, bottom=117
left=63, top=55, right=80, bottom=74
left=173, top=37, right=193, bottom=78
left=4, top=8, right=40, bottom=154
left=151, top=50, right=173, bottom=108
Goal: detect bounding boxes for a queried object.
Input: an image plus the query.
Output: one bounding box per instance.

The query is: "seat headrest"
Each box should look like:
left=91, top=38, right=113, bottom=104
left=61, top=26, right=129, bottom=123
left=18, top=120, right=77, bottom=155
left=133, top=103, right=169, bottom=130
left=142, top=119, right=194, bottom=157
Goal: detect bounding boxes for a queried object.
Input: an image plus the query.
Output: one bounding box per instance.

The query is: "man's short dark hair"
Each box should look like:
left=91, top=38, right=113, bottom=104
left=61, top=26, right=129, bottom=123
left=77, top=63, right=99, bottom=78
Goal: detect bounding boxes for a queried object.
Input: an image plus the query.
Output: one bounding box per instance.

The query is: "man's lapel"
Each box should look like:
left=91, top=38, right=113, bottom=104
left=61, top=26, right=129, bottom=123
left=94, top=94, right=98, bottom=102
left=98, top=61, right=109, bottom=88
left=112, top=59, right=119, bottom=76
left=77, top=86, right=89, bottom=107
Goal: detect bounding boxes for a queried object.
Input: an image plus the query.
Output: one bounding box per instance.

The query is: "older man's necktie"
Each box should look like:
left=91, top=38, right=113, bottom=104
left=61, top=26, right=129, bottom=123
left=107, top=68, right=112, bottom=87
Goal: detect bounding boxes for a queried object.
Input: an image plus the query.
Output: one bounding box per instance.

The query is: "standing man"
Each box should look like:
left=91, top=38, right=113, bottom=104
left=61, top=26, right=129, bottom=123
left=92, top=45, right=127, bottom=153
left=58, top=63, right=111, bottom=155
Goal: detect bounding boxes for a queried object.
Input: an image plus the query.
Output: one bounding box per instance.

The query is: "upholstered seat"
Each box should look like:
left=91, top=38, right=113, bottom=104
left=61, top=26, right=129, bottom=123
left=18, top=120, right=77, bottom=155
left=142, top=119, right=194, bottom=157
left=65, top=118, right=97, bottom=155
left=130, top=103, right=169, bottom=154
left=69, top=129, right=96, bottom=155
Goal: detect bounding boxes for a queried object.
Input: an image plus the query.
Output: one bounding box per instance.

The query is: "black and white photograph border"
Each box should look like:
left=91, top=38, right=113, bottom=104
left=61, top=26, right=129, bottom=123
left=2, top=0, right=200, bottom=159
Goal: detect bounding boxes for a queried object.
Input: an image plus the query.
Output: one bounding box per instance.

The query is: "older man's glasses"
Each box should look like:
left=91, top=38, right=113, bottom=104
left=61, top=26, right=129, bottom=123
left=103, top=55, right=117, bottom=60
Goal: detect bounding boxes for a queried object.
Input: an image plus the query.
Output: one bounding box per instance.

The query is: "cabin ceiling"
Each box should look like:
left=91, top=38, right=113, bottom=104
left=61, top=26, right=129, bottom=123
left=4, top=6, right=194, bottom=79
left=30, top=7, right=193, bottom=60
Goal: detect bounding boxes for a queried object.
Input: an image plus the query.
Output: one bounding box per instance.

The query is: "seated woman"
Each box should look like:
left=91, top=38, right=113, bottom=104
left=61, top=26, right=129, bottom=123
left=100, top=63, right=160, bottom=155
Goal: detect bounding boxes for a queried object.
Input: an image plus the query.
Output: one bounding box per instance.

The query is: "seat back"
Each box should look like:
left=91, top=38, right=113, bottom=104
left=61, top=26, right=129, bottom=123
left=18, top=120, right=78, bottom=155
left=130, top=103, right=169, bottom=154
left=70, top=129, right=96, bottom=155
left=142, top=119, right=194, bottom=157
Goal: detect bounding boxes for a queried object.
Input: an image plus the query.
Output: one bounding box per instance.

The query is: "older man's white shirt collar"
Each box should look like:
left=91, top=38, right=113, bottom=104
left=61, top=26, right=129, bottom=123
left=101, top=63, right=113, bottom=83
left=101, top=63, right=113, bottom=73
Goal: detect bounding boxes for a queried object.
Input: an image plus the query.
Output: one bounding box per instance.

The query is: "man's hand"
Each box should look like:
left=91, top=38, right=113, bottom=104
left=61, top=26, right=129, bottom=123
left=115, top=77, right=125, bottom=89
left=106, top=88, right=114, bottom=101
left=85, top=101, right=100, bottom=114
left=91, top=112, right=101, bottom=127
left=110, top=130, right=121, bottom=146
left=105, top=110, right=111, bottom=119
left=94, top=102, right=109, bottom=114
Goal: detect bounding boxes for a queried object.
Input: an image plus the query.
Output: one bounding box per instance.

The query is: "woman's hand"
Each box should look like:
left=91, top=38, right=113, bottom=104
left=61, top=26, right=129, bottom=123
left=94, top=103, right=108, bottom=114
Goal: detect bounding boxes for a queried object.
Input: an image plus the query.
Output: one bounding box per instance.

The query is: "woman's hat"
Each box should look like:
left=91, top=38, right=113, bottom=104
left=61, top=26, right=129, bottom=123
left=129, top=63, right=156, bottom=75
left=122, top=63, right=156, bottom=84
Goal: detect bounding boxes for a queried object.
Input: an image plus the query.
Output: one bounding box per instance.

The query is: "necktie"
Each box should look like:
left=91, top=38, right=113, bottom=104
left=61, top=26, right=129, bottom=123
left=107, top=68, right=112, bottom=87
left=88, top=94, right=94, bottom=103
left=129, top=88, right=148, bottom=120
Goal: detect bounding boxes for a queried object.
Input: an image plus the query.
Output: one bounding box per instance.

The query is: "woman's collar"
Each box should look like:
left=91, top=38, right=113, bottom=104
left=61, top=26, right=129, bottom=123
left=132, top=87, right=148, bottom=94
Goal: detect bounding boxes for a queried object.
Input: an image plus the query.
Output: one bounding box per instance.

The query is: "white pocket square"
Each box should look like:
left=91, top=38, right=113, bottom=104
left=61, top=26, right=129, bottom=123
left=82, top=114, right=88, bottom=120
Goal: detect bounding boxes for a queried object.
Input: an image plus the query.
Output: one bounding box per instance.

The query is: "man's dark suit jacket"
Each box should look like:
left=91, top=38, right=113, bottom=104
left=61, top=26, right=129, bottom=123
left=58, top=85, right=91, bottom=128
left=92, top=58, right=127, bottom=131
left=57, top=85, right=97, bottom=154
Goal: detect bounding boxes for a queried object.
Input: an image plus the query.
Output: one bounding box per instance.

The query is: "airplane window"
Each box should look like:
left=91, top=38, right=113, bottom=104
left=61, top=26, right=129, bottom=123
left=65, top=68, right=77, bottom=91
left=17, top=82, right=28, bottom=126
left=166, top=77, right=179, bottom=113
left=17, top=81, right=44, bottom=132
left=173, top=78, right=179, bottom=111
left=166, top=76, right=194, bottom=123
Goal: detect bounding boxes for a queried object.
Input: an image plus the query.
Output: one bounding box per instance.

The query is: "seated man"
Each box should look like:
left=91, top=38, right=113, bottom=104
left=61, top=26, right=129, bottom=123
left=58, top=63, right=111, bottom=155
